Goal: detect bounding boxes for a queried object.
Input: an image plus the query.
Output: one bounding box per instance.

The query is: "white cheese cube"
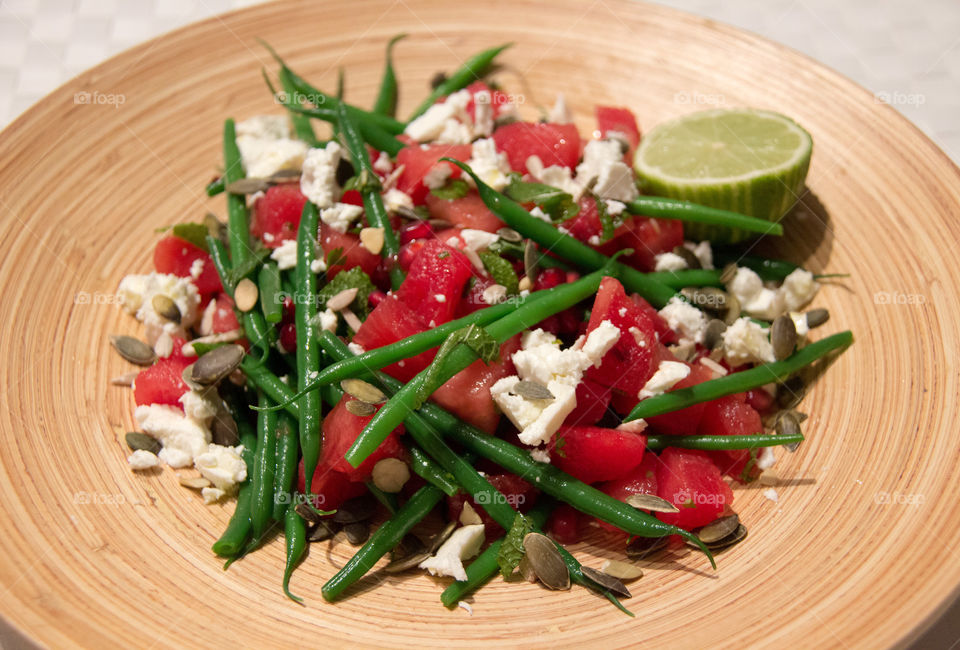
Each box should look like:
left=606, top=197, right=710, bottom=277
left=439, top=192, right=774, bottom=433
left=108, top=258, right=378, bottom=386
left=419, top=524, right=485, bottom=581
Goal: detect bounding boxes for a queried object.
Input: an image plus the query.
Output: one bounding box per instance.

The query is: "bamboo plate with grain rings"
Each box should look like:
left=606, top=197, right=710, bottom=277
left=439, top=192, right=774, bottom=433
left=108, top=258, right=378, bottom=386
left=0, top=1, right=958, bottom=647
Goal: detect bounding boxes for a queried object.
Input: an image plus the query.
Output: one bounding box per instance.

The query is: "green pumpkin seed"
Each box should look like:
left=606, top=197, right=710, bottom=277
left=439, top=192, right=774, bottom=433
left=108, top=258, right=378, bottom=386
left=190, top=344, right=245, bottom=386
left=125, top=432, right=160, bottom=454
left=151, top=294, right=181, bottom=324
left=497, top=227, right=522, bottom=242
left=345, top=400, right=377, bottom=417
left=580, top=566, right=631, bottom=598
left=211, top=412, right=239, bottom=447
left=704, top=523, right=748, bottom=550
left=384, top=535, right=430, bottom=573
left=625, top=535, right=668, bottom=559
left=625, top=493, right=680, bottom=513
left=704, top=319, right=727, bottom=350
left=777, top=375, right=806, bottom=409
left=511, top=380, right=554, bottom=401
left=179, top=476, right=211, bottom=489
left=344, top=521, right=370, bottom=546
left=695, top=514, right=740, bottom=544
left=267, top=168, right=301, bottom=184
left=524, top=239, right=539, bottom=283
left=225, top=178, right=269, bottom=195
left=517, top=554, right=538, bottom=583
left=672, top=246, right=701, bottom=270
left=771, top=314, right=797, bottom=360
left=600, top=559, right=644, bottom=581
left=333, top=494, right=377, bottom=524
left=805, top=308, right=830, bottom=329
left=341, top=378, right=386, bottom=405
left=308, top=520, right=338, bottom=543
left=723, top=292, right=741, bottom=325
left=429, top=521, right=458, bottom=554
left=720, top=263, right=738, bottom=285
left=110, top=335, right=156, bottom=366
left=522, top=532, right=570, bottom=590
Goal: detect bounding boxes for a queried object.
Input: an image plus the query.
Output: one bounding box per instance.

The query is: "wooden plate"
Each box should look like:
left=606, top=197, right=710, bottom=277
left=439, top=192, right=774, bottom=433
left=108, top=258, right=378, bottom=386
left=1, top=1, right=958, bottom=647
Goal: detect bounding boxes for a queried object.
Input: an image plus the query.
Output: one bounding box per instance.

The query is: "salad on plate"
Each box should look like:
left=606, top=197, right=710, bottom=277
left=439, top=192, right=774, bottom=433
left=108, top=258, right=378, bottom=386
left=110, top=38, right=852, bottom=612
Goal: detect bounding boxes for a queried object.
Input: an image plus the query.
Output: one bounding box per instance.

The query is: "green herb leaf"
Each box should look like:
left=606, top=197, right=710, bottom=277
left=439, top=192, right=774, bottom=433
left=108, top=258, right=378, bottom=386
left=316, top=266, right=376, bottom=318
left=504, top=179, right=580, bottom=223
left=416, top=324, right=500, bottom=408
left=592, top=193, right=622, bottom=243
left=553, top=435, right=567, bottom=459
left=191, top=341, right=229, bottom=356
left=429, top=178, right=469, bottom=200
left=225, top=248, right=271, bottom=288
left=478, top=250, right=520, bottom=295
left=325, top=246, right=346, bottom=269
left=173, top=223, right=212, bottom=252
left=343, top=169, right=382, bottom=194
left=497, top=512, right=534, bottom=579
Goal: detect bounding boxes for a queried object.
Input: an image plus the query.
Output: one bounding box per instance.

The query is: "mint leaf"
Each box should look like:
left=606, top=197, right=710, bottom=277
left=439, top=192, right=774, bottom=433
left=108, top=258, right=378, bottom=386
left=592, top=193, right=622, bottom=243
left=478, top=250, right=519, bottom=295
left=173, top=223, right=212, bottom=252
left=316, top=266, right=376, bottom=318
left=497, top=513, right=534, bottom=578
left=429, top=178, right=469, bottom=200
left=504, top=179, right=580, bottom=223
left=225, top=248, right=271, bottom=288
left=415, top=324, right=500, bottom=408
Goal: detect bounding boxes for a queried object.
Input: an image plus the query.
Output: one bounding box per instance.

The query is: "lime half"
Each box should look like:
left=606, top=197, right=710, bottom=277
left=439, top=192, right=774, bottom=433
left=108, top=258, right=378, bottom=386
left=634, top=108, right=812, bottom=243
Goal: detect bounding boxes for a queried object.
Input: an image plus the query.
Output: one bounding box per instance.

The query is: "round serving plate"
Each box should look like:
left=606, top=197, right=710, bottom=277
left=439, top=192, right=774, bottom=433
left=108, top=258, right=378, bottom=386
left=0, top=1, right=957, bottom=647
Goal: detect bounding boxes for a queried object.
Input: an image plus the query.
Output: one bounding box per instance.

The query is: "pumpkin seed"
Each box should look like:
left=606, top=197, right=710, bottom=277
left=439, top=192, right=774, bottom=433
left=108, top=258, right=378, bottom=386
left=430, top=71, right=448, bottom=89
left=384, top=535, right=431, bottom=573
left=384, top=549, right=432, bottom=573
left=694, top=514, right=740, bottom=544
left=340, top=378, right=386, bottom=405
left=346, top=400, right=376, bottom=417
left=295, top=502, right=323, bottom=525
left=600, top=559, right=644, bottom=581
left=580, top=566, right=632, bottom=598
left=360, top=227, right=385, bottom=255
left=308, top=520, right=338, bottom=542
left=234, top=278, right=258, bottom=312
left=125, top=432, right=160, bottom=454
left=181, top=363, right=204, bottom=392
left=524, top=239, right=539, bottom=283
left=805, top=308, right=830, bottom=329
left=179, top=476, right=211, bottom=489
left=497, top=227, right=522, bottom=242
left=110, top=335, right=156, bottom=366
left=211, top=412, right=240, bottom=447
left=151, top=294, right=182, bottom=324
left=190, top=344, right=245, bottom=386
left=517, top=554, right=538, bottom=583
left=625, top=535, right=668, bottom=559
left=427, top=218, right=454, bottom=230
left=672, top=246, right=701, bottom=270
left=705, top=523, right=748, bottom=550
left=371, top=457, right=410, bottom=493
left=720, top=263, right=738, bottom=285
left=326, top=287, right=359, bottom=312
left=267, top=168, right=301, bottom=183
left=344, top=521, right=370, bottom=545
left=225, top=178, right=269, bottom=195
left=723, top=292, right=741, bottom=325
left=429, top=521, right=458, bottom=554
left=625, top=493, right=680, bottom=513
left=777, top=375, right=806, bottom=409
left=517, top=276, right=533, bottom=293
left=511, top=380, right=554, bottom=401
left=333, top=494, right=377, bottom=524
left=522, top=532, right=570, bottom=590
left=775, top=411, right=802, bottom=438
left=704, top=319, right=727, bottom=350
left=110, top=371, right=138, bottom=386
left=771, top=314, right=797, bottom=360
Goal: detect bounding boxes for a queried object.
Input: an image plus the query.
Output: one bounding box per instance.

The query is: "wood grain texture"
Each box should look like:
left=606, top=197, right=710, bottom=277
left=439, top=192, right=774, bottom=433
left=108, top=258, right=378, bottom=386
left=0, top=1, right=958, bottom=647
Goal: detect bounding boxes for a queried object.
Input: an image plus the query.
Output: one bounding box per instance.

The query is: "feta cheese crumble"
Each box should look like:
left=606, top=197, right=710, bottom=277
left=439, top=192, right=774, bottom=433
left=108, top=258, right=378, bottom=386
left=383, top=188, right=414, bottom=213
left=654, top=252, right=688, bottom=272
left=658, top=296, right=708, bottom=344
left=419, top=524, right=485, bottom=581
left=134, top=404, right=211, bottom=469
left=781, top=268, right=819, bottom=311
left=638, top=360, right=691, bottom=400
left=270, top=239, right=298, bottom=270
left=127, top=449, right=159, bottom=470
left=575, top=139, right=639, bottom=202
left=117, top=272, right=200, bottom=341
left=300, top=142, right=342, bottom=208
left=465, top=138, right=511, bottom=191
left=320, top=202, right=364, bottom=234
left=722, top=317, right=775, bottom=366
left=235, top=115, right=308, bottom=179
left=459, top=228, right=499, bottom=252
left=194, top=443, right=247, bottom=501
left=404, top=89, right=471, bottom=143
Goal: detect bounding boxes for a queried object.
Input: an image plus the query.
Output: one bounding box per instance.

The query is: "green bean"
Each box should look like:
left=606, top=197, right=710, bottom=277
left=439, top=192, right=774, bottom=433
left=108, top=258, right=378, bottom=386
left=278, top=67, right=319, bottom=146
left=272, top=412, right=299, bottom=521
left=223, top=119, right=252, bottom=268
left=258, top=261, right=283, bottom=323
left=295, top=202, right=323, bottom=495
left=335, top=102, right=405, bottom=291
left=406, top=43, right=512, bottom=121
left=712, top=251, right=799, bottom=282
left=320, top=334, right=713, bottom=567
left=212, top=391, right=258, bottom=558
left=446, top=159, right=678, bottom=308
left=373, top=34, right=406, bottom=117
left=250, top=393, right=278, bottom=539
left=205, top=176, right=224, bottom=197
left=408, top=445, right=459, bottom=497
left=625, top=331, right=854, bottom=421
left=287, top=105, right=405, bottom=157
left=242, top=359, right=299, bottom=419
left=645, top=432, right=804, bottom=450
left=305, top=291, right=548, bottom=389
left=282, top=507, right=308, bottom=604
left=205, top=237, right=274, bottom=357
left=322, top=483, right=445, bottom=601
left=366, top=482, right=399, bottom=515
left=646, top=269, right=723, bottom=289
left=342, top=268, right=607, bottom=468
left=627, top=197, right=784, bottom=236
left=440, top=501, right=552, bottom=607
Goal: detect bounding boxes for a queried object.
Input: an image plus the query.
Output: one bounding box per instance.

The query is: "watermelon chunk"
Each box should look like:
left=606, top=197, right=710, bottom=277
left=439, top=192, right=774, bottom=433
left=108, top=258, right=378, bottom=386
left=492, top=122, right=581, bottom=174
left=321, top=395, right=405, bottom=482
left=132, top=339, right=191, bottom=408
left=298, top=461, right=368, bottom=511
left=548, top=425, right=647, bottom=484
left=153, top=236, right=222, bottom=297
left=646, top=362, right=714, bottom=435
left=698, top=395, right=765, bottom=483
left=655, top=448, right=732, bottom=530
left=352, top=295, right=435, bottom=382
left=595, top=453, right=660, bottom=533
left=546, top=503, right=581, bottom=545
left=394, top=239, right=474, bottom=327
left=425, top=189, right=503, bottom=232
left=251, top=184, right=308, bottom=248
left=396, top=143, right=472, bottom=204
left=320, top=221, right=380, bottom=279
left=595, top=106, right=641, bottom=160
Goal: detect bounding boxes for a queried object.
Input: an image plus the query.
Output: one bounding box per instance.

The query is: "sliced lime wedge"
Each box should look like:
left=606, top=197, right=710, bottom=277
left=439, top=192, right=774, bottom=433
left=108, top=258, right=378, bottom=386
left=634, top=108, right=812, bottom=243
